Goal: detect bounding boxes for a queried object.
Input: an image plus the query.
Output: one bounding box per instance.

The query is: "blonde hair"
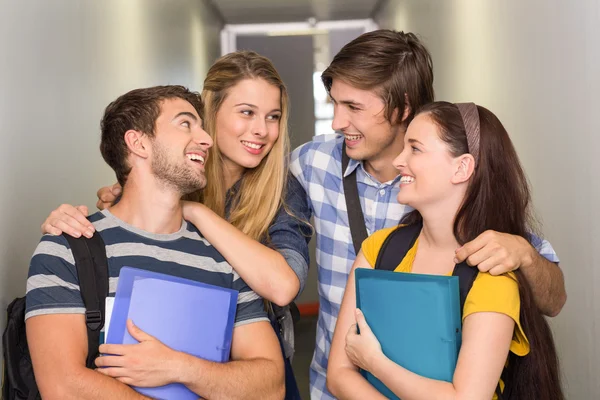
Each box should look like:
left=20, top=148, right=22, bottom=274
left=191, top=51, right=290, bottom=242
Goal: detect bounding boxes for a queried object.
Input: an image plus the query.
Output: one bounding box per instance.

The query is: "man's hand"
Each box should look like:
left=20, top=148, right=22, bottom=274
left=454, top=230, right=536, bottom=275
left=96, top=320, right=181, bottom=387
left=96, top=183, right=121, bottom=210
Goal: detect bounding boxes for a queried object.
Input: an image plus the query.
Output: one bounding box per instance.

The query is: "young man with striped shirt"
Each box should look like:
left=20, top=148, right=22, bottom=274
left=25, top=86, right=284, bottom=400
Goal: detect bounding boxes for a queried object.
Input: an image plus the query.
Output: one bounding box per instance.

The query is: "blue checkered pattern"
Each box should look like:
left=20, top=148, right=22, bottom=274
left=290, top=134, right=560, bottom=400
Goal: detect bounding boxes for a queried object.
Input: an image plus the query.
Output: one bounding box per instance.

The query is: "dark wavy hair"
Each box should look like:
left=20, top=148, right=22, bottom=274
left=402, top=102, right=563, bottom=399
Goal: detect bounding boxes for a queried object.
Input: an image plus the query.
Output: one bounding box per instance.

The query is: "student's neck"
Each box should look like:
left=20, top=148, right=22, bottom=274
left=418, top=198, right=464, bottom=252
left=223, top=160, right=246, bottom=191
left=363, top=158, right=401, bottom=183
left=362, top=124, right=405, bottom=183
left=109, top=177, right=183, bottom=234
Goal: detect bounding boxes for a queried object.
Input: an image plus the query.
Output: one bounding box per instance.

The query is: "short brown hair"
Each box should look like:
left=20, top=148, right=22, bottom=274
left=322, top=30, right=434, bottom=126
left=100, top=85, right=203, bottom=186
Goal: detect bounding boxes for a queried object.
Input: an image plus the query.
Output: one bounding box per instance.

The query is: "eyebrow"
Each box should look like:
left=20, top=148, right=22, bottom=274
left=172, top=111, right=198, bottom=122
left=407, top=138, right=425, bottom=146
left=329, top=94, right=365, bottom=108
left=234, top=103, right=282, bottom=113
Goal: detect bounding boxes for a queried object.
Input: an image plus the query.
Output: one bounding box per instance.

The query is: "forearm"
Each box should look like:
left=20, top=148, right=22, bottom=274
left=327, top=366, right=387, bottom=400
left=521, top=254, right=567, bottom=317
left=42, top=367, right=150, bottom=400
left=175, top=352, right=284, bottom=400
left=186, top=203, right=300, bottom=305
left=369, top=354, right=456, bottom=400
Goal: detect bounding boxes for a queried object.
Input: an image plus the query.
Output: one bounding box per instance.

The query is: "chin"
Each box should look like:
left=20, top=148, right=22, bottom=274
left=396, top=194, right=413, bottom=207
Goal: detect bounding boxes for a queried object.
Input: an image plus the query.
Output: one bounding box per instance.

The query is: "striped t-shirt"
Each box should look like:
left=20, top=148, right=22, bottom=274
left=26, top=209, right=268, bottom=326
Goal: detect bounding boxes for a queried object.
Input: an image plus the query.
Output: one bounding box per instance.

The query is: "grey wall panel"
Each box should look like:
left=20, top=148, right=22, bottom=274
left=374, top=0, right=599, bottom=398
left=0, top=0, right=222, bottom=374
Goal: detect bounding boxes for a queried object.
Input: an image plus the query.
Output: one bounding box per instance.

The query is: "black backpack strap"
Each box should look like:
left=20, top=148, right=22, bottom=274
left=63, top=233, right=109, bottom=369
left=374, top=222, right=422, bottom=271
left=451, top=261, right=478, bottom=318
left=342, top=142, right=369, bottom=255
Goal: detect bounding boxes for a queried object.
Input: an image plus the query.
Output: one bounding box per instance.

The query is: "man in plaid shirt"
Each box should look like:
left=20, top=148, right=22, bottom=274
left=290, top=30, right=567, bottom=399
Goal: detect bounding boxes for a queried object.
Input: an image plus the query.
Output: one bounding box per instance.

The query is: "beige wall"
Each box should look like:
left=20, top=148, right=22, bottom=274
left=375, top=0, right=599, bottom=398
left=0, top=0, right=222, bottom=371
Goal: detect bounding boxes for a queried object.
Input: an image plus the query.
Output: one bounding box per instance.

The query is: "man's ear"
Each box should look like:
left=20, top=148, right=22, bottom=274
left=451, top=154, right=476, bottom=184
left=124, top=130, right=150, bottom=159
left=401, top=93, right=412, bottom=123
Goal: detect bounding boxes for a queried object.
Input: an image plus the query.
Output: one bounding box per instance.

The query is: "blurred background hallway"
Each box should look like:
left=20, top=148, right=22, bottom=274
left=1, top=1, right=598, bottom=398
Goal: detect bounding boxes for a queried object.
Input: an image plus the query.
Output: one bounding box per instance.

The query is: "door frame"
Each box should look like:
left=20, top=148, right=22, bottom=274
left=220, top=19, right=378, bottom=55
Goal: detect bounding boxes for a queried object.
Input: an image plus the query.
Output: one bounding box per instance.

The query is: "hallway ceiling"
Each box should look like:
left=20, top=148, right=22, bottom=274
left=210, top=0, right=382, bottom=24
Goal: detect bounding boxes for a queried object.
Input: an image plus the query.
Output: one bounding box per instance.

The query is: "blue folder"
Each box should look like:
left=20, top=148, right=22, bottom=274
left=355, top=268, right=462, bottom=400
left=106, top=267, right=238, bottom=400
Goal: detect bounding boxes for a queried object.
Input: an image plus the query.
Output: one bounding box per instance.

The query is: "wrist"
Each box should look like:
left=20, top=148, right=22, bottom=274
left=367, top=350, right=388, bottom=375
left=520, top=238, right=537, bottom=269
left=169, top=350, right=194, bottom=385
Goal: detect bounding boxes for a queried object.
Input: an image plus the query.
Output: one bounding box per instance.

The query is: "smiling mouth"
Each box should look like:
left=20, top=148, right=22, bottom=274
left=241, top=140, right=265, bottom=150
left=186, top=153, right=205, bottom=165
left=344, top=134, right=362, bottom=142
left=400, top=175, right=414, bottom=184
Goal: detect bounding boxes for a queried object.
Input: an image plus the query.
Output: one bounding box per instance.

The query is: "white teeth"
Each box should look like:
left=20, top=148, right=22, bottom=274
left=344, top=134, right=362, bottom=141
left=241, top=141, right=263, bottom=150
left=400, top=175, right=414, bottom=184
left=186, top=154, right=204, bottom=163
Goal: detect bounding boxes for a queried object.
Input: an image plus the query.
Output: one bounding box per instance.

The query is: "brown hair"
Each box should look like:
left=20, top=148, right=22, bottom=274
left=403, top=101, right=563, bottom=399
left=100, top=85, right=203, bottom=186
left=187, top=51, right=291, bottom=242
left=321, top=30, right=434, bottom=127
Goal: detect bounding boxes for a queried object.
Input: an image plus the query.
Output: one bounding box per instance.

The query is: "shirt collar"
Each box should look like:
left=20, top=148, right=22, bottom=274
left=342, top=157, right=362, bottom=178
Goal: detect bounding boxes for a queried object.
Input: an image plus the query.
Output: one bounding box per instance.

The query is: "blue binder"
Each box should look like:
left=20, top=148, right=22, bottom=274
left=106, top=267, right=238, bottom=400
left=355, top=268, right=462, bottom=400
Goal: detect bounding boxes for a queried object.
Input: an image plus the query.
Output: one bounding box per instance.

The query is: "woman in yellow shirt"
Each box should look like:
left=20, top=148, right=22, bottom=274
left=327, top=102, right=563, bottom=399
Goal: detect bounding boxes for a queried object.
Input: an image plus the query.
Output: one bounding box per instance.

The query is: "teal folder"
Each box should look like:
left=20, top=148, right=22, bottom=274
left=355, top=268, right=462, bottom=400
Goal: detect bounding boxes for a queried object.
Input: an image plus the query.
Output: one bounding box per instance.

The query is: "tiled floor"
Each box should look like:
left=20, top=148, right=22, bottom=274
left=292, top=315, right=318, bottom=399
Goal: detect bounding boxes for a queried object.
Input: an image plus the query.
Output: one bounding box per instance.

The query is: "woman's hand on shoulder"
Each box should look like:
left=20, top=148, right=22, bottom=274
left=41, top=204, right=94, bottom=238
left=96, top=182, right=121, bottom=211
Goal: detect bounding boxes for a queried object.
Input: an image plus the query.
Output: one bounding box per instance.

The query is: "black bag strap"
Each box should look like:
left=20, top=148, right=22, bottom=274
left=63, top=232, right=109, bottom=369
left=374, top=222, right=422, bottom=271
left=451, top=261, right=478, bottom=316
left=342, top=142, right=369, bottom=255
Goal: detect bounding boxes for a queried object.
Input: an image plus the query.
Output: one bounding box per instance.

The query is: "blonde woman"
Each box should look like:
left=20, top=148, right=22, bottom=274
left=41, top=51, right=311, bottom=399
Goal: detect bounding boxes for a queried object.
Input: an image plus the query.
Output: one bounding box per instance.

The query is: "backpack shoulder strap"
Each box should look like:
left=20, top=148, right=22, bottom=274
left=63, top=232, right=108, bottom=369
left=374, top=222, right=422, bottom=271
left=451, top=261, right=478, bottom=318
left=342, top=142, right=369, bottom=255
left=451, top=262, right=505, bottom=399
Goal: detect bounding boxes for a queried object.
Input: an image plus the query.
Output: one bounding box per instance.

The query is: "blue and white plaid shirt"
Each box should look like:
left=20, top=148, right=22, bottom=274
left=290, top=134, right=560, bottom=400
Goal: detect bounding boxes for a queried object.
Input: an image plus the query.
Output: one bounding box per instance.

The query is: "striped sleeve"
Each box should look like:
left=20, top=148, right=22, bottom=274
left=231, top=274, right=268, bottom=327
left=25, top=235, right=84, bottom=320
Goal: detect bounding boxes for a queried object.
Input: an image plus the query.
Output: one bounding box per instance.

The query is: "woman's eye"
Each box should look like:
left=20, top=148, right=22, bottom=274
left=267, top=114, right=281, bottom=121
left=348, top=105, right=360, bottom=111
left=411, top=146, right=420, bottom=153
left=242, top=110, right=254, bottom=116
left=181, top=121, right=190, bottom=128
